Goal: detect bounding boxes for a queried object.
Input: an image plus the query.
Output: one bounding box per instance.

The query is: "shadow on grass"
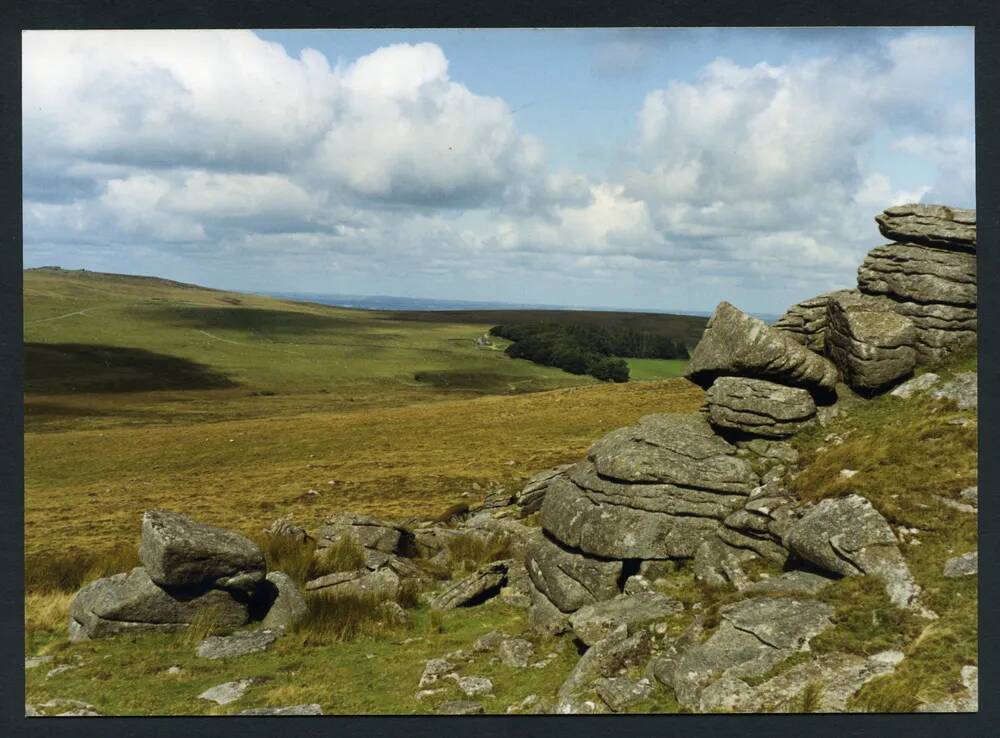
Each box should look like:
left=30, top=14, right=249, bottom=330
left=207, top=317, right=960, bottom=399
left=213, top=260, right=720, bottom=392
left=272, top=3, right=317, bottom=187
left=140, top=305, right=368, bottom=336
left=25, top=342, right=238, bottom=394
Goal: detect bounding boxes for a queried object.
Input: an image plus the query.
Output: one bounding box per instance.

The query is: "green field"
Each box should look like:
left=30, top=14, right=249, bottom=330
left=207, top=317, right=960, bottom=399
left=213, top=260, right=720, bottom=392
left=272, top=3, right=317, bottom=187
left=623, top=357, right=689, bottom=380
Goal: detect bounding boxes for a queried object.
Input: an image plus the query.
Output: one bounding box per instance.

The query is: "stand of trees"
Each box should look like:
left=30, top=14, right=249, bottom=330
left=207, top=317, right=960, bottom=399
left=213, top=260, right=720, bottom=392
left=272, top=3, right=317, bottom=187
left=489, top=321, right=689, bottom=383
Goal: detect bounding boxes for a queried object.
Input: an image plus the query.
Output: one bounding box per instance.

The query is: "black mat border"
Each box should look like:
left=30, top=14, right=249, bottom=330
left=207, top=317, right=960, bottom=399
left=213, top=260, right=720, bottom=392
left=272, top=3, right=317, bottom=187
left=2, top=1, right=997, bottom=736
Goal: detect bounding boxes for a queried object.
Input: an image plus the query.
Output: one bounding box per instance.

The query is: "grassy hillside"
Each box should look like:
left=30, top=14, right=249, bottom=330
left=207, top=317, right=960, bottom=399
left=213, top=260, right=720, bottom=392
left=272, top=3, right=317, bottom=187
left=23, top=267, right=703, bottom=557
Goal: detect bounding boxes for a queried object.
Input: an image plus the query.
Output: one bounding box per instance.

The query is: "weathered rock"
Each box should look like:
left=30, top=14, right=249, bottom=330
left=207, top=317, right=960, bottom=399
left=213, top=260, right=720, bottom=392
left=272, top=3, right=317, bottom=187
left=498, top=638, right=535, bottom=668
left=418, top=658, right=455, bottom=688
left=238, top=704, right=324, bottom=715
left=687, top=302, right=838, bottom=392
left=890, top=372, right=940, bottom=399
left=516, top=464, right=574, bottom=516
left=304, top=567, right=400, bottom=599
left=499, top=560, right=533, bottom=609
left=569, top=592, right=683, bottom=646
left=557, top=624, right=652, bottom=708
left=527, top=581, right=571, bottom=635
left=526, top=536, right=621, bottom=613
left=542, top=471, right=733, bottom=560
left=773, top=290, right=854, bottom=352
left=859, top=243, right=977, bottom=306
left=698, top=650, right=904, bottom=713
left=456, top=675, right=493, bottom=697
left=716, top=526, right=789, bottom=565
left=594, top=676, right=654, bottom=712
left=263, top=515, right=310, bottom=544
left=539, top=414, right=757, bottom=560
left=260, top=571, right=307, bottom=630
left=784, top=495, right=923, bottom=610
left=943, top=551, right=977, bottom=578
left=693, top=536, right=755, bottom=590
left=741, top=570, right=835, bottom=597
left=198, top=678, right=255, bottom=706
left=196, top=628, right=278, bottom=659
left=25, top=655, right=54, bottom=670
left=315, top=512, right=403, bottom=554
left=737, top=438, right=800, bottom=464
left=140, top=510, right=265, bottom=593
left=429, top=560, right=509, bottom=609
left=825, top=292, right=916, bottom=392
left=889, top=301, right=976, bottom=362
left=587, top=413, right=758, bottom=491
left=472, top=629, right=505, bottom=653
left=670, top=597, right=834, bottom=708
left=437, top=700, right=484, bottom=715
left=706, top=377, right=817, bottom=438
left=69, top=567, right=249, bottom=641
left=874, top=204, right=975, bottom=251
left=931, top=372, right=977, bottom=412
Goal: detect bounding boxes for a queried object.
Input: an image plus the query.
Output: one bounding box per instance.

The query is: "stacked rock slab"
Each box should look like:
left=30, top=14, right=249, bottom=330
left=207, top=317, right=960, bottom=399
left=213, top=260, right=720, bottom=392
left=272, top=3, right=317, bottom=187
left=824, top=291, right=917, bottom=392
left=772, top=290, right=854, bottom=353
left=525, top=412, right=759, bottom=630
left=71, top=511, right=269, bottom=640
left=687, top=302, right=838, bottom=393
left=705, top=377, right=816, bottom=438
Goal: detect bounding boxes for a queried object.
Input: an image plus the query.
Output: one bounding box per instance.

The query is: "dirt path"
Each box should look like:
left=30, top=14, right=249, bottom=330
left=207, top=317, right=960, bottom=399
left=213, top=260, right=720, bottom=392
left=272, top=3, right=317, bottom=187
left=26, top=308, right=96, bottom=325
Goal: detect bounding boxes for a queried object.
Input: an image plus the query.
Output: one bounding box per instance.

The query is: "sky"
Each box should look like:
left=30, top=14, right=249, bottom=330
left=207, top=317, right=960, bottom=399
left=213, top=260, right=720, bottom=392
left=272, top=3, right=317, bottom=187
left=22, top=27, right=975, bottom=314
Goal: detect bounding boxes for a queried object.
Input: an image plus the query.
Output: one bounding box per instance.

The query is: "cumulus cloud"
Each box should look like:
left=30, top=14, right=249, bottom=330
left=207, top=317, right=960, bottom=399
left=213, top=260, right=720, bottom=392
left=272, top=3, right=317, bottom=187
left=22, top=29, right=975, bottom=313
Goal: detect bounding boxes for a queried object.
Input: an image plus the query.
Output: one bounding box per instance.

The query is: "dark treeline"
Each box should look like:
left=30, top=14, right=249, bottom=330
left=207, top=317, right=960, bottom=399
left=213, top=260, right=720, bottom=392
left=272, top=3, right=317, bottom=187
left=489, top=322, right=689, bottom=382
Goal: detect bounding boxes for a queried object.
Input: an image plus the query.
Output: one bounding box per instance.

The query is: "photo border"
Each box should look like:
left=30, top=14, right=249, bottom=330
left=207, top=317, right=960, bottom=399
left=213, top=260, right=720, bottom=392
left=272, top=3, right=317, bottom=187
left=2, top=1, right=996, bottom=736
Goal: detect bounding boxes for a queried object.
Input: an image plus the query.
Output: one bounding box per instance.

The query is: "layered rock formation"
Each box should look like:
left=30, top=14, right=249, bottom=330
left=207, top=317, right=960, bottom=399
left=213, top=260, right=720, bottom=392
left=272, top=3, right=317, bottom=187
left=775, top=203, right=976, bottom=370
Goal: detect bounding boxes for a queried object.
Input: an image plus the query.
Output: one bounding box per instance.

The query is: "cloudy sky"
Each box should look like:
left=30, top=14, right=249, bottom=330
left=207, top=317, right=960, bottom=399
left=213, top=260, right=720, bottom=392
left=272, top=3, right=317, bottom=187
left=22, top=27, right=975, bottom=314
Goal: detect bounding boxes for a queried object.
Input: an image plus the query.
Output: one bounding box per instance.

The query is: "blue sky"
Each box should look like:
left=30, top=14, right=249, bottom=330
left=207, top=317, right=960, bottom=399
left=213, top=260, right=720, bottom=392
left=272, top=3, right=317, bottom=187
left=23, top=28, right=975, bottom=313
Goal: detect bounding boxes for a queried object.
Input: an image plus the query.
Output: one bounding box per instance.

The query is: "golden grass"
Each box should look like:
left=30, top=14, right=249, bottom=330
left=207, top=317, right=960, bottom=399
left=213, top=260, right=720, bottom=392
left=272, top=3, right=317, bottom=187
left=25, top=379, right=703, bottom=557
left=445, top=532, right=513, bottom=574
left=25, top=591, right=73, bottom=636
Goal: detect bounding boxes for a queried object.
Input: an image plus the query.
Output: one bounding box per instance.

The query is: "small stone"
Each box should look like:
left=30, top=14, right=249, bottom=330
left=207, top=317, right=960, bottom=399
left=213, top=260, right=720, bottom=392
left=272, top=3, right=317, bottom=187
left=437, top=700, right=484, bottom=715
left=415, top=688, right=446, bottom=701
left=418, top=658, right=455, bottom=688
left=498, top=638, right=535, bottom=668
left=890, top=373, right=940, bottom=399
left=198, top=678, right=255, bottom=705
left=943, top=552, right=977, bottom=578
left=839, top=469, right=858, bottom=479
left=237, top=704, right=323, bottom=715
left=46, top=664, right=79, bottom=678
left=472, top=629, right=505, bottom=653
left=166, top=665, right=183, bottom=675
left=457, top=676, right=494, bottom=697
left=25, top=655, right=54, bottom=670
left=196, top=629, right=278, bottom=660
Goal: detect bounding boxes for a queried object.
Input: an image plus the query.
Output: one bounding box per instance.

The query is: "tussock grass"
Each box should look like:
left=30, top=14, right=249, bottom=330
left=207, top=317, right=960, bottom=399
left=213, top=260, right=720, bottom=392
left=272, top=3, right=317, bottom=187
left=288, top=591, right=409, bottom=646
left=313, top=537, right=366, bottom=575
left=445, top=532, right=512, bottom=574
left=256, top=534, right=366, bottom=586
left=25, top=541, right=140, bottom=594
left=256, top=534, right=319, bottom=586
left=25, top=591, right=73, bottom=636
left=181, top=605, right=232, bottom=647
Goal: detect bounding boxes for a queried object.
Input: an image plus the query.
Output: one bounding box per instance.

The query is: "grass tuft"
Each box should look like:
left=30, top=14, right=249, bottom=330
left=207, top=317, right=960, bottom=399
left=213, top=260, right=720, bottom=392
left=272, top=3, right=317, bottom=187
left=445, top=532, right=512, bottom=574
left=25, top=541, right=140, bottom=594
left=288, top=591, right=409, bottom=646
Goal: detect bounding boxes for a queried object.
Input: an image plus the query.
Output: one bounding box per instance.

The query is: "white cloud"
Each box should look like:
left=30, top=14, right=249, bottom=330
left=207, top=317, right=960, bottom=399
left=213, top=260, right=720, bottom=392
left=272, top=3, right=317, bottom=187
left=22, top=30, right=976, bottom=312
